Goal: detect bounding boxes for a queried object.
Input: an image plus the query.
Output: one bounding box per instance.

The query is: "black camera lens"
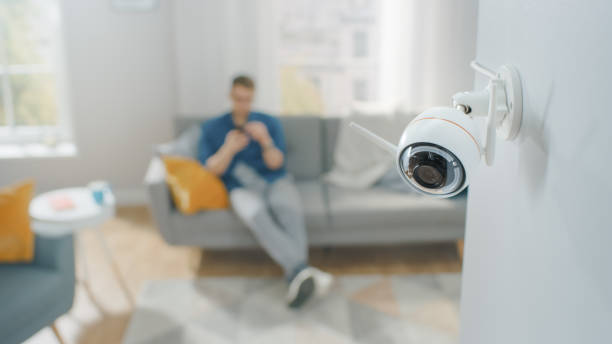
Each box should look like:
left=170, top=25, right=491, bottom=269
left=399, top=143, right=465, bottom=196
left=407, top=151, right=447, bottom=189
left=414, top=164, right=444, bottom=187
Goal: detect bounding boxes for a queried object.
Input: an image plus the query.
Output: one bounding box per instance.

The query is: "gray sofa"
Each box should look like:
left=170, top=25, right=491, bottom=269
left=145, top=116, right=466, bottom=249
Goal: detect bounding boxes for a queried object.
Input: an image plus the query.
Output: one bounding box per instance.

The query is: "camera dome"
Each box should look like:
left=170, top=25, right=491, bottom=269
left=395, top=107, right=482, bottom=197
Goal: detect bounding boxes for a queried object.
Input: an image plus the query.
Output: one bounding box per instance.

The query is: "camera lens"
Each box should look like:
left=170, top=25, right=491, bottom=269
left=408, top=151, right=447, bottom=189
left=414, top=164, right=444, bottom=188
left=399, top=143, right=465, bottom=196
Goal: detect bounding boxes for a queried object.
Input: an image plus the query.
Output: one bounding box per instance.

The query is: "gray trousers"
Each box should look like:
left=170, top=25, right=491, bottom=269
left=229, top=176, right=308, bottom=278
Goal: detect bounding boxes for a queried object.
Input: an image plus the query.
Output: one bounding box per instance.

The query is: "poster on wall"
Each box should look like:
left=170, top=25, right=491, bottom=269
left=111, top=0, right=158, bottom=12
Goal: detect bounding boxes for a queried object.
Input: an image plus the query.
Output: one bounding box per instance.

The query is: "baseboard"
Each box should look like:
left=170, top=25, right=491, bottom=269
left=113, top=186, right=148, bottom=206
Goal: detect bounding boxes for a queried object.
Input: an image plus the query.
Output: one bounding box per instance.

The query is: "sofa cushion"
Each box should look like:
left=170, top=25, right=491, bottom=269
left=278, top=116, right=323, bottom=179
left=322, top=118, right=341, bottom=173
left=174, top=116, right=323, bottom=180
left=0, top=181, right=35, bottom=263
left=294, top=180, right=329, bottom=230
left=168, top=180, right=330, bottom=246
left=326, top=185, right=467, bottom=230
left=162, top=156, right=230, bottom=214
left=169, top=208, right=249, bottom=243
left=156, top=124, right=201, bottom=158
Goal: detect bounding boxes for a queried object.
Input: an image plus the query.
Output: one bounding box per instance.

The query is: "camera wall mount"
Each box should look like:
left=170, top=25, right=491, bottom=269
left=348, top=61, right=524, bottom=198
left=452, top=61, right=523, bottom=165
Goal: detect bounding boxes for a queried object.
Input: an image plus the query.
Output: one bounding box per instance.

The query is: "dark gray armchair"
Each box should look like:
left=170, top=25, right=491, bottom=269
left=0, top=234, right=75, bottom=344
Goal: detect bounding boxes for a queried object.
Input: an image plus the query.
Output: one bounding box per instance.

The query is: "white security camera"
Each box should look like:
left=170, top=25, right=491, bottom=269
left=351, top=62, right=523, bottom=198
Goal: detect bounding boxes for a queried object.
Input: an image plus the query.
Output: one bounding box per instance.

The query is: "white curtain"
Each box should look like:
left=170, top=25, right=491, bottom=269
left=379, top=0, right=479, bottom=113
left=173, top=0, right=281, bottom=115
left=173, top=0, right=478, bottom=116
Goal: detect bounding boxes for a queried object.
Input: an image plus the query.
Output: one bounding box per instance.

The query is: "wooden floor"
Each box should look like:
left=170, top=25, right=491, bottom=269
left=28, top=206, right=462, bottom=344
left=199, top=243, right=462, bottom=276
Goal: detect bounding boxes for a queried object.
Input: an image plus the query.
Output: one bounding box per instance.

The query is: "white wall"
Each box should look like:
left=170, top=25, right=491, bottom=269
left=460, top=1, right=612, bottom=343
left=0, top=0, right=175, bottom=203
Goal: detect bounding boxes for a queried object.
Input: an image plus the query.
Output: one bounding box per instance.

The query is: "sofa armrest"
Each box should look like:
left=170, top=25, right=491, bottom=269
left=32, top=234, right=75, bottom=276
left=144, top=157, right=177, bottom=244
left=145, top=155, right=166, bottom=184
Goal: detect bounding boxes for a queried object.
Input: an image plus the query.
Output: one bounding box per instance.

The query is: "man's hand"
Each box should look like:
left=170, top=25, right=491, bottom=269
left=244, top=121, right=272, bottom=147
left=245, top=121, right=283, bottom=170
left=223, top=129, right=250, bottom=154
left=205, top=130, right=248, bottom=176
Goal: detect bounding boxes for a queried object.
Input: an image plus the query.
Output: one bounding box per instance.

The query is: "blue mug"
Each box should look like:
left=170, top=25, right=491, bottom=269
left=88, top=181, right=111, bottom=206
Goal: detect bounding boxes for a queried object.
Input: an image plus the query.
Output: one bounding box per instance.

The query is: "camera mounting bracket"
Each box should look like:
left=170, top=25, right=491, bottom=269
left=452, top=62, right=523, bottom=165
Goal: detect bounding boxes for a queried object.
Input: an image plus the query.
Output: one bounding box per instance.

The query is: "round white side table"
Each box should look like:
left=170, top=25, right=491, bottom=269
left=29, top=187, right=134, bottom=306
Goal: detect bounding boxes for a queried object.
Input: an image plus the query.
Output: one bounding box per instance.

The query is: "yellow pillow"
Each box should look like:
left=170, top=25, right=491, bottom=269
left=0, top=181, right=35, bottom=263
left=162, top=156, right=229, bottom=214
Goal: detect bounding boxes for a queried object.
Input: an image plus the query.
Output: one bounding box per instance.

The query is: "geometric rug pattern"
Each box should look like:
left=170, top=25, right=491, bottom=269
left=123, top=274, right=461, bottom=344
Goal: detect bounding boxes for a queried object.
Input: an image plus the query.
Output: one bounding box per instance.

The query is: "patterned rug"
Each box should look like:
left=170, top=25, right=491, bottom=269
left=123, top=274, right=461, bottom=344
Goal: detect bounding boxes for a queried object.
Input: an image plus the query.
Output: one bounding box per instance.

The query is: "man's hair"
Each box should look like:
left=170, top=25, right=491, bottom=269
left=232, top=75, right=255, bottom=89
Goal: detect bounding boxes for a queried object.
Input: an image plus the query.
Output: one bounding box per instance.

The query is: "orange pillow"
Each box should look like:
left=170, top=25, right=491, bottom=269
left=162, top=156, right=229, bottom=214
left=0, top=181, right=35, bottom=263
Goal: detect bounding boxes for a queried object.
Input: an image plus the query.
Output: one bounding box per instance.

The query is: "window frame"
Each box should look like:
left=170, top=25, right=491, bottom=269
left=0, top=0, right=73, bottom=146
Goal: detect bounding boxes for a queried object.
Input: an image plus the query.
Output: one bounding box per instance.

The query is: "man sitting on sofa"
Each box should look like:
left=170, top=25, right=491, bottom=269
left=198, top=75, right=332, bottom=308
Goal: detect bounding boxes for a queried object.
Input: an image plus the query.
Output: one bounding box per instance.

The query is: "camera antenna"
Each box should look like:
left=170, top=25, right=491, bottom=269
left=349, top=122, right=398, bottom=155
left=470, top=61, right=497, bottom=80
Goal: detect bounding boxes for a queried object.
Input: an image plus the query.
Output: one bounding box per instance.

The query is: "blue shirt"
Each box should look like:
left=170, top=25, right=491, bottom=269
left=197, top=112, right=287, bottom=191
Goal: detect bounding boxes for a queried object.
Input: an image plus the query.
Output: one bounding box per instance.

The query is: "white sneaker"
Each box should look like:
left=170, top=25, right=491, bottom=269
left=287, top=268, right=316, bottom=309
left=310, top=267, right=334, bottom=297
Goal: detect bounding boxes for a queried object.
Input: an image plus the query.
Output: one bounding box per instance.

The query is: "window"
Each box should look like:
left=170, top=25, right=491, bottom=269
left=278, top=0, right=380, bottom=116
left=0, top=0, right=70, bottom=146
left=353, top=78, right=368, bottom=101
left=353, top=31, right=368, bottom=58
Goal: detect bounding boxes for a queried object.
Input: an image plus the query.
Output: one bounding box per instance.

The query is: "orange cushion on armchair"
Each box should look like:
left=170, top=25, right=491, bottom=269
left=0, top=181, right=35, bottom=263
left=162, top=156, right=229, bottom=214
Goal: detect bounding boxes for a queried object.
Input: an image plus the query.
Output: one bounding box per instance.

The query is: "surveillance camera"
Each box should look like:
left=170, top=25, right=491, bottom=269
left=397, top=107, right=481, bottom=197
left=350, top=107, right=479, bottom=197
left=350, top=62, right=523, bottom=198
